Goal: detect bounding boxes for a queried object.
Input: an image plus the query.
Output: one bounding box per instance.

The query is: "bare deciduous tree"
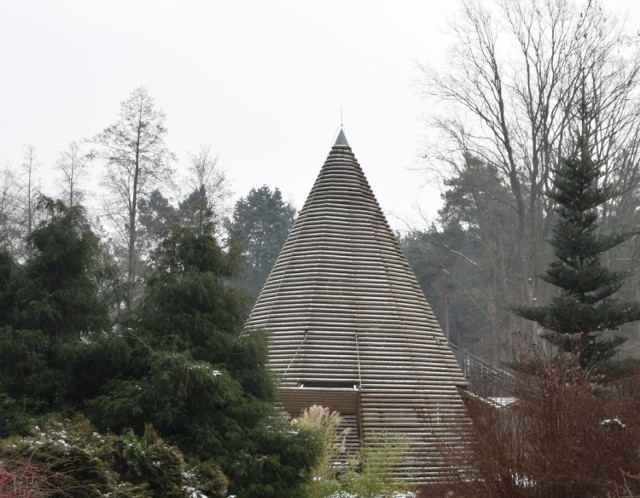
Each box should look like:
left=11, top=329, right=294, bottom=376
left=21, top=144, right=40, bottom=239
left=0, top=166, right=21, bottom=256
left=184, top=145, right=230, bottom=237
left=420, top=0, right=640, bottom=345
left=93, top=87, right=175, bottom=290
left=56, top=142, right=93, bottom=207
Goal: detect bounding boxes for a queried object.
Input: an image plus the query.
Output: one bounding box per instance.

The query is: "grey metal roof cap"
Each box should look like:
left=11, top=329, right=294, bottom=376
left=334, top=128, right=349, bottom=147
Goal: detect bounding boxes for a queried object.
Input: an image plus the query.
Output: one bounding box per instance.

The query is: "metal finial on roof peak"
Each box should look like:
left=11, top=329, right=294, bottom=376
left=334, top=128, right=350, bottom=147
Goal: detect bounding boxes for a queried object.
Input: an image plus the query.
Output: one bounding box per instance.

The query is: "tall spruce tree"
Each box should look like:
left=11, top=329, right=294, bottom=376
left=513, top=102, right=640, bottom=371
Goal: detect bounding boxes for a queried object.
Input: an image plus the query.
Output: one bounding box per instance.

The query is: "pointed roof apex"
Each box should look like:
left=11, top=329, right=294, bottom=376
left=334, top=128, right=350, bottom=147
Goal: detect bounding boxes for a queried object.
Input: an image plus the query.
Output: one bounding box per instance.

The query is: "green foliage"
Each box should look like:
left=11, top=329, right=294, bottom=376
left=298, top=405, right=413, bottom=498
left=178, top=186, right=216, bottom=234
left=227, top=185, right=296, bottom=296
left=86, top=225, right=318, bottom=496
left=0, top=199, right=116, bottom=417
left=340, top=435, right=412, bottom=498
left=183, top=459, right=228, bottom=498
left=0, top=414, right=226, bottom=497
left=116, top=425, right=185, bottom=497
left=0, top=327, right=58, bottom=414
left=226, top=413, right=321, bottom=498
left=138, top=187, right=219, bottom=261
left=11, top=197, right=110, bottom=338
left=138, top=188, right=179, bottom=253
left=0, top=196, right=320, bottom=497
left=0, top=392, right=30, bottom=437
left=0, top=249, right=16, bottom=317
left=440, top=158, right=516, bottom=236
left=513, top=133, right=640, bottom=371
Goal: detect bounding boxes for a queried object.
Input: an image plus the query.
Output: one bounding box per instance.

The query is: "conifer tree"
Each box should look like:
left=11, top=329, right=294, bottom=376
left=513, top=100, right=640, bottom=371
left=227, top=185, right=295, bottom=296
left=0, top=198, right=115, bottom=420
left=88, top=224, right=319, bottom=497
left=0, top=198, right=318, bottom=496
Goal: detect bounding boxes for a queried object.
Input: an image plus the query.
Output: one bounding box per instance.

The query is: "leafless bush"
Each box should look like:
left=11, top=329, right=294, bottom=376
left=419, top=348, right=640, bottom=498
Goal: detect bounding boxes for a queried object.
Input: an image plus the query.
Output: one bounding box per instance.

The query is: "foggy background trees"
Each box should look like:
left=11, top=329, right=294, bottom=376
left=410, top=0, right=640, bottom=362
left=512, top=93, right=640, bottom=372
left=227, top=185, right=296, bottom=297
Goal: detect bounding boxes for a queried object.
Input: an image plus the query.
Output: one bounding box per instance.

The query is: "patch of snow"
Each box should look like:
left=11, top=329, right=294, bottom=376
left=188, top=363, right=222, bottom=377
left=488, top=396, right=516, bottom=407
left=601, top=418, right=626, bottom=429
left=183, top=485, right=208, bottom=498
left=55, top=438, right=71, bottom=449
left=328, top=493, right=415, bottom=498
left=512, top=470, right=535, bottom=488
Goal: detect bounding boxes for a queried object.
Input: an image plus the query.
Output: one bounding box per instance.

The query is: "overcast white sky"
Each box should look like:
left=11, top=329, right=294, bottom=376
left=1, top=0, right=639, bottom=232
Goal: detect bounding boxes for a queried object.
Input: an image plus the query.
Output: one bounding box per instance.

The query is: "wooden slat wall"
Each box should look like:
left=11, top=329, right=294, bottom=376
left=244, top=138, right=471, bottom=483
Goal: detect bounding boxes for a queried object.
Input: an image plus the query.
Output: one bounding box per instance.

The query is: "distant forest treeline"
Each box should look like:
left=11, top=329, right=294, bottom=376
left=0, top=87, right=295, bottom=304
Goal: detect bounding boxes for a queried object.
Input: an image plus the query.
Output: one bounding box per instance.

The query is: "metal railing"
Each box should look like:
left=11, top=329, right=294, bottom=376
left=449, top=342, right=514, bottom=398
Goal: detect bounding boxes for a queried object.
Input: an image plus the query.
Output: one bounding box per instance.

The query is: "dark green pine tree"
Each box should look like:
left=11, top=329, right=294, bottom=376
left=0, top=197, right=116, bottom=429
left=514, top=112, right=640, bottom=371
left=88, top=224, right=319, bottom=497
left=227, top=185, right=296, bottom=297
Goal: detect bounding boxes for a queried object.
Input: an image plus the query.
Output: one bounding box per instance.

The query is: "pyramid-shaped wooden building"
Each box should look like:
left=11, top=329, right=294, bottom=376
left=244, top=130, right=469, bottom=482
